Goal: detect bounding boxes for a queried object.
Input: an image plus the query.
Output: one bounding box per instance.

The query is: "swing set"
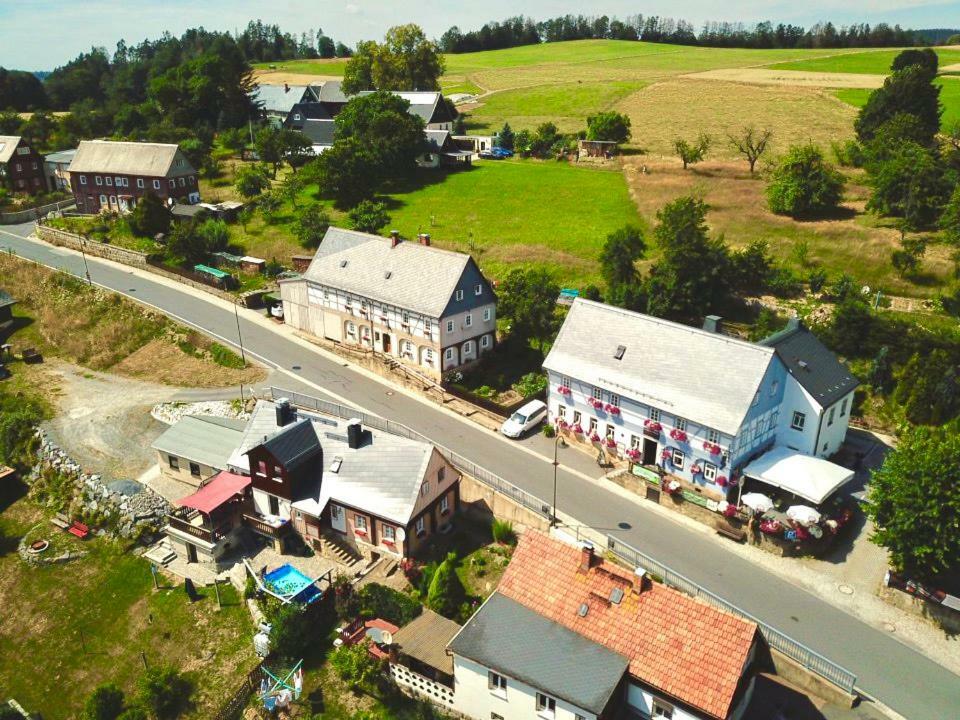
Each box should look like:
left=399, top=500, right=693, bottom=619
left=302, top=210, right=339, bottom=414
left=259, top=659, right=303, bottom=715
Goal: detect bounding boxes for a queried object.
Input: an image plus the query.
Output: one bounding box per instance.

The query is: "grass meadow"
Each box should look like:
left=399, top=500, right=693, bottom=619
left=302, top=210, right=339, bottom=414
left=835, top=77, right=960, bottom=128
left=766, top=47, right=960, bottom=75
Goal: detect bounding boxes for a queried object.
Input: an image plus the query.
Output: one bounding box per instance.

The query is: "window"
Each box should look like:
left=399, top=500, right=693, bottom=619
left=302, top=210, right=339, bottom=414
left=402, top=312, right=410, bottom=325
left=475, top=283, right=482, bottom=295
left=791, top=411, right=806, bottom=431
left=99, top=194, right=107, bottom=205
left=294, top=113, right=301, bottom=121
left=827, top=407, right=835, bottom=426
left=440, top=495, right=450, bottom=514
left=422, top=481, right=431, bottom=497
left=95, top=175, right=102, bottom=185
left=557, top=406, right=566, bottom=421
left=382, top=525, right=396, bottom=542
left=178, top=177, right=186, bottom=187
left=649, top=408, right=661, bottom=422
left=707, top=429, right=720, bottom=444
left=446, top=320, right=454, bottom=333
left=675, top=417, right=687, bottom=432
left=274, top=465, right=283, bottom=476
left=167, top=455, right=180, bottom=470
left=609, top=393, right=620, bottom=408
left=355, top=515, right=367, bottom=531
left=14, top=163, right=20, bottom=172
left=257, top=460, right=268, bottom=476
left=671, top=448, right=685, bottom=469
left=561, top=377, right=571, bottom=389
left=536, top=693, right=556, bottom=717
left=771, top=380, right=779, bottom=396
left=703, top=463, right=717, bottom=482
left=840, top=398, right=848, bottom=416
left=189, top=462, right=200, bottom=478
left=463, top=341, right=473, bottom=355
left=488, top=671, right=507, bottom=695
left=592, top=387, right=602, bottom=400
left=481, top=335, right=491, bottom=348
left=483, top=308, right=492, bottom=322
left=31, top=161, right=38, bottom=170
left=572, top=410, right=581, bottom=425
left=588, top=417, right=598, bottom=434
left=631, top=434, right=640, bottom=449
left=652, top=699, right=674, bottom=719
left=269, top=495, right=280, bottom=516
left=438, top=467, right=446, bottom=482
left=105, top=176, right=113, bottom=186
left=189, top=176, right=195, bottom=186
left=16, top=146, right=29, bottom=155
left=415, top=516, right=426, bottom=536
left=79, top=175, right=87, bottom=185
left=153, top=179, right=161, bottom=189
left=169, top=178, right=175, bottom=188
left=605, top=424, right=615, bottom=440
left=109, top=195, right=117, bottom=205
left=455, top=289, right=464, bottom=301
left=445, top=348, right=453, bottom=361
left=137, top=178, right=144, bottom=188
left=465, top=313, right=472, bottom=327
left=114, top=176, right=122, bottom=186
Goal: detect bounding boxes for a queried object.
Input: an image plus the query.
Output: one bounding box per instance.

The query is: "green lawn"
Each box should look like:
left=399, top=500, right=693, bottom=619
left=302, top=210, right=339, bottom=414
left=767, top=47, right=960, bottom=75
left=465, top=80, right=647, bottom=132
left=251, top=58, right=347, bottom=75
left=834, top=77, right=960, bottom=128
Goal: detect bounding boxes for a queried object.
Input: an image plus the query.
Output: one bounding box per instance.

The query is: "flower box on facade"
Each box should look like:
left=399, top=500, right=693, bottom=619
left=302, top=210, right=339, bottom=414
left=625, top=448, right=641, bottom=461
left=571, top=425, right=584, bottom=435
left=702, top=441, right=722, bottom=456
left=669, top=429, right=688, bottom=443
left=557, top=385, right=572, bottom=396
left=354, top=529, right=367, bottom=537
left=644, top=420, right=662, bottom=437
left=605, top=438, right=617, bottom=449
left=604, top=404, right=621, bottom=415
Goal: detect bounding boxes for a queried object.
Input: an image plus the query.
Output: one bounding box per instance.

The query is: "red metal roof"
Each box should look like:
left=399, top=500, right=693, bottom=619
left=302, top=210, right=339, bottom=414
left=497, top=532, right=758, bottom=720
left=176, top=471, right=251, bottom=514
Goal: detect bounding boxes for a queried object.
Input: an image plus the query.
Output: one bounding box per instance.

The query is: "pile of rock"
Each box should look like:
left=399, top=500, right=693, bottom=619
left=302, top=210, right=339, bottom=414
left=151, top=400, right=251, bottom=426
left=30, top=428, right=171, bottom=540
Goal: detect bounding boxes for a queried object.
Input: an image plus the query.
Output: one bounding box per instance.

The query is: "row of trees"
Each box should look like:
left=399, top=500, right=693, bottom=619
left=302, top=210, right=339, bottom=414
left=439, top=14, right=921, bottom=54
left=234, top=20, right=350, bottom=62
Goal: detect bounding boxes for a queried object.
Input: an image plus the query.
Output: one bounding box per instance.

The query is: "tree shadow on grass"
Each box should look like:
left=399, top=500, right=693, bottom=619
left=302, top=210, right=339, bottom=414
left=0, top=314, right=35, bottom=346
left=791, top=205, right=859, bottom=222
left=378, top=166, right=478, bottom=212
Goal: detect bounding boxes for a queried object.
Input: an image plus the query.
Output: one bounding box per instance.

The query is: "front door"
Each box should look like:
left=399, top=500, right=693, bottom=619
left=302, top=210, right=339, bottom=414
left=382, top=333, right=392, bottom=354
left=642, top=438, right=658, bottom=465
left=330, top=503, right=346, bottom=533
left=186, top=543, right=198, bottom=563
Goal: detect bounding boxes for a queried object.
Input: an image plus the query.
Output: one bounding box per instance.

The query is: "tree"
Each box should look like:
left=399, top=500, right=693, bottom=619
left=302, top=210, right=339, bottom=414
left=282, top=129, right=314, bottom=172
left=529, top=122, right=561, bottom=157
left=342, top=24, right=444, bottom=93
left=893, top=350, right=960, bottom=425
left=266, top=601, right=312, bottom=660
left=866, top=141, right=948, bottom=229
left=890, top=236, right=926, bottom=277
left=673, top=133, right=710, bottom=169
left=867, top=426, right=960, bottom=583
left=890, top=47, right=938, bottom=77
left=196, top=218, right=229, bottom=253
left=127, top=193, right=171, bottom=237
left=137, top=666, right=193, bottom=720
left=296, top=205, right=331, bottom=248
left=645, top=196, right=731, bottom=320
left=497, top=267, right=561, bottom=353
left=426, top=552, right=467, bottom=618
left=940, top=184, right=960, bottom=247
left=600, top=225, right=646, bottom=307
left=498, top=122, right=515, bottom=151
left=83, top=683, right=125, bottom=720
left=334, top=91, right=425, bottom=179
left=313, top=138, right=378, bottom=207
left=867, top=346, right=894, bottom=394
left=254, top=126, right=284, bottom=177
left=586, top=111, right=632, bottom=143
left=330, top=640, right=381, bottom=689
left=219, top=127, right=248, bottom=155
left=766, top=144, right=845, bottom=218
left=855, top=65, right=942, bottom=144
left=729, top=239, right=774, bottom=295
left=234, top=164, right=271, bottom=199
left=728, top=126, right=772, bottom=173
left=348, top=200, right=390, bottom=234
left=177, top=136, right=211, bottom=173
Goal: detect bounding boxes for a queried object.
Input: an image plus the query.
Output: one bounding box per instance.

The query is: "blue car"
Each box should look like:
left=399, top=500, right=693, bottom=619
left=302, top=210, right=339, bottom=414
left=491, top=147, right=514, bottom=158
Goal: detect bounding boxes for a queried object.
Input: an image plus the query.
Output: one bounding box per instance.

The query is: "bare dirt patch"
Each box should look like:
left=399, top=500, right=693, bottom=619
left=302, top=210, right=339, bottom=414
left=252, top=70, right=341, bottom=85
left=941, top=63, right=960, bottom=73
left=112, top=339, right=264, bottom=387
left=684, top=68, right=886, bottom=89
left=617, top=78, right=856, bottom=159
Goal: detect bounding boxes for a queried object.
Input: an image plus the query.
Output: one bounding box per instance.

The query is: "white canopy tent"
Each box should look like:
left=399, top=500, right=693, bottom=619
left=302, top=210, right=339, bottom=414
left=742, top=447, right=855, bottom=506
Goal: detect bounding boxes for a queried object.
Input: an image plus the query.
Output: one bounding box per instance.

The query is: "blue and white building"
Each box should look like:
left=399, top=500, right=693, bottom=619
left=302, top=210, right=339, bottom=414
left=543, top=300, right=858, bottom=501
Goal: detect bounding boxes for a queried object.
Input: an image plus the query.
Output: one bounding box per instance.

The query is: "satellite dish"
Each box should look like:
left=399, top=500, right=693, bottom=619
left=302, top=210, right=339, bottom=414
left=381, top=630, right=393, bottom=645
left=395, top=527, right=406, bottom=542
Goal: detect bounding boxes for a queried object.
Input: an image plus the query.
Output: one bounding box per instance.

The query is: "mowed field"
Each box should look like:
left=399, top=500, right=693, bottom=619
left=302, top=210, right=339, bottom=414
left=835, top=76, right=960, bottom=127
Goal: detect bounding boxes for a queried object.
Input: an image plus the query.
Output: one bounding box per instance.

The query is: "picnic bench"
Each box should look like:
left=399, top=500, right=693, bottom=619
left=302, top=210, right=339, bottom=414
left=715, top=519, right=747, bottom=543
left=50, top=514, right=71, bottom=530
left=67, top=521, right=90, bottom=539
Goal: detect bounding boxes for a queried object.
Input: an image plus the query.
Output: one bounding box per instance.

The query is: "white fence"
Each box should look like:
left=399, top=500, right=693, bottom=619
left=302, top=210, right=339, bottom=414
left=389, top=664, right=455, bottom=707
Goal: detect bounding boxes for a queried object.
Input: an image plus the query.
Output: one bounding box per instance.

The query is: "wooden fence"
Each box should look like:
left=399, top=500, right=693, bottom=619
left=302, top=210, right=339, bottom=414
left=212, top=661, right=264, bottom=720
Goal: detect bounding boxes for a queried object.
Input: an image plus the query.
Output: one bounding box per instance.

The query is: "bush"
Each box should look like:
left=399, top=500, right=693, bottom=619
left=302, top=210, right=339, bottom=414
left=234, top=164, right=271, bottom=199
left=807, top=268, right=828, bottom=293
left=766, top=144, right=845, bottom=218
left=330, top=641, right=382, bottom=689
left=348, top=200, right=390, bottom=235
left=264, top=600, right=312, bottom=660
left=116, top=708, right=148, bottom=720
left=426, top=552, right=467, bottom=618
left=137, top=666, right=193, bottom=720
left=296, top=205, right=331, bottom=249
left=542, top=423, right=555, bottom=438
left=83, top=683, right=125, bottom=720
left=195, top=218, right=229, bottom=253
left=491, top=519, right=516, bottom=545
left=512, top=372, right=547, bottom=398
left=356, top=583, right=422, bottom=626
left=210, top=342, right=245, bottom=369
left=127, top=193, right=171, bottom=237
left=766, top=266, right=802, bottom=298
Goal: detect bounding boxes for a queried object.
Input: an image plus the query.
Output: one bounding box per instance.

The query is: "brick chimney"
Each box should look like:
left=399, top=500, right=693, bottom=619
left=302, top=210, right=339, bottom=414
left=283, top=82, right=290, bottom=92
left=579, top=541, right=595, bottom=572
left=633, top=567, right=648, bottom=594
left=390, top=230, right=400, bottom=248
left=421, top=233, right=431, bottom=246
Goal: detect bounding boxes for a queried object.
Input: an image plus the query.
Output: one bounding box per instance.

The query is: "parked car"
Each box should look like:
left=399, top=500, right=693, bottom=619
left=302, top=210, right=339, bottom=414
left=500, top=399, right=548, bottom=438
left=479, top=150, right=503, bottom=160
left=491, top=147, right=514, bottom=158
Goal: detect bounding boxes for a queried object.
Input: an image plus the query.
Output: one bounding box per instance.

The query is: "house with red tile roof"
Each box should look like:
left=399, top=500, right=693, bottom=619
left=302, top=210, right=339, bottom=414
left=448, top=532, right=760, bottom=720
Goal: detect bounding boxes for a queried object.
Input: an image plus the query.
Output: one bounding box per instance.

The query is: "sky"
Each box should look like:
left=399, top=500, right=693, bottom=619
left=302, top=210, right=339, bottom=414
left=2, top=0, right=959, bottom=70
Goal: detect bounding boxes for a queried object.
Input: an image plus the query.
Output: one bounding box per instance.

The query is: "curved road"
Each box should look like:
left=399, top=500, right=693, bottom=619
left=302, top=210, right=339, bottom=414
left=2, top=222, right=956, bottom=719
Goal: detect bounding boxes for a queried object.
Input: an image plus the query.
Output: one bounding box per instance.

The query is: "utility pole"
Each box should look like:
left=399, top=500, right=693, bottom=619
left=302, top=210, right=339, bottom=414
left=79, top=235, right=92, bottom=285
left=233, top=299, right=247, bottom=367
left=551, top=434, right=565, bottom=527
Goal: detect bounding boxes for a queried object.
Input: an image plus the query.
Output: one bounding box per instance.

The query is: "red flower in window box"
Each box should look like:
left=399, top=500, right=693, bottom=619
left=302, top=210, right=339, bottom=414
left=571, top=425, right=584, bottom=435
left=669, top=429, right=688, bottom=443
left=625, top=448, right=641, bottom=460
left=605, top=437, right=617, bottom=448
left=604, top=403, right=621, bottom=415
left=661, top=448, right=673, bottom=461
left=690, top=464, right=702, bottom=476
left=557, top=385, right=572, bottom=395
left=716, top=475, right=728, bottom=487
left=556, top=418, right=568, bottom=429
left=588, top=397, right=603, bottom=409
left=589, top=432, right=601, bottom=442
left=354, top=528, right=367, bottom=537
left=644, top=420, right=662, bottom=434
left=382, top=539, right=395, bottom=547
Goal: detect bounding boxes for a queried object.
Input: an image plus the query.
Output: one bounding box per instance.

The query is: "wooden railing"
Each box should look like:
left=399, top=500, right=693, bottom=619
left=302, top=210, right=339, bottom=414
left=166, top=512, right=230, bottom=544
left=243, top=514, right=292, bottom=539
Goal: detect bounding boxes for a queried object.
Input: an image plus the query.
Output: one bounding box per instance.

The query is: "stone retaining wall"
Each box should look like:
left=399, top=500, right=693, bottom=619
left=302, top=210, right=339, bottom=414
left=0, top=199, right=74, bottom=224
left=35, top=224, right=149, bottom=268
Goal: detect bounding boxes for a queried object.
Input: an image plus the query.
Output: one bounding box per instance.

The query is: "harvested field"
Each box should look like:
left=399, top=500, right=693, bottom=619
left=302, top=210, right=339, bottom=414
left=683, top=68, right=886, bottom=89
left=622, top=158, right=954, bottom=297
left=252, top=70, right=341, bottom=86
left=616, top=79, right=856, bottom=159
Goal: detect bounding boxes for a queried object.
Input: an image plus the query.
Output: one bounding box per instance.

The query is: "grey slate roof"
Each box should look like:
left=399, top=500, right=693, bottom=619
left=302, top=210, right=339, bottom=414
left=286, top=227, right=493, bottom=318
left=0, top=136, right=23, bottom=164
left=259, top=417, right=322, bottom=472
left=45, top=148, right=77, bottom=165
left=252, top=84, right=318, bottom=114
left=68, top=140, right=194, bottom=177
left=298, top=119, right=336, bottom=147
left=449, top=593, right=629, bottom=714
left=316, top=80, right=349, bottom=104
left=760, top=319, right=859, bottom=409
left=424, top=130, right=450, bottom=153
left=357, top=91, right=451, bottom=125
left=543, top=299, right=776, bottom=435
left=151, top=415, right=246, bottom=470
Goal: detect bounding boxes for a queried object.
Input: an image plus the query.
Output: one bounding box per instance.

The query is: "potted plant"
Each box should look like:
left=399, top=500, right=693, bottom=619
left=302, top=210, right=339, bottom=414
left=625, top=447, right=641, bottom=462
left=660, top=448, right=673, bottom=464
left=690, top=463, right=702, bottom=477
left=571, top=425, right=584, bottom=435
left=716, top=475, right=728, bottom=487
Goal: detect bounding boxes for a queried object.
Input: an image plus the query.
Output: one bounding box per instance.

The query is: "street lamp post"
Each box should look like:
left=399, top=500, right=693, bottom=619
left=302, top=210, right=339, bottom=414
left=79, top=235, right=92, bottom=285
left=551, top=433, right=566, bottom=527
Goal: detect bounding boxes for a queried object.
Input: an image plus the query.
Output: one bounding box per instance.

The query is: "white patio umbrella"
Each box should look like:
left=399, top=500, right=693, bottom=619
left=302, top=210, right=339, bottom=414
left=787, top=505, right=822, bottom=526
left=741, top=492, right=774, bottom=513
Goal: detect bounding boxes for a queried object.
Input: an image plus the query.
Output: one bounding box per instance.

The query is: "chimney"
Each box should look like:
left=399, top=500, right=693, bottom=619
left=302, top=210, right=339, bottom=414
left=702, top=315, right=723, bottom=334
left=283, top=82, right=290, bottom=92
left=347, top=418, right=363, bottom=449
left=420, top=233, right=431, bottom=247
left=579, top=541, right=595, bottom=572
left=275, top=398, right=293, bottom=427
left=633, top=567, right=648, bottom=594
left=390, top=230, right=400, bottom=248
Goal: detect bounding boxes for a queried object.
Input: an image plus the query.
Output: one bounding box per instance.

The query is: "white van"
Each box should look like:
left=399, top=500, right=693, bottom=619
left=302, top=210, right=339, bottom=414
left=500, top=399, right=548, bottom=438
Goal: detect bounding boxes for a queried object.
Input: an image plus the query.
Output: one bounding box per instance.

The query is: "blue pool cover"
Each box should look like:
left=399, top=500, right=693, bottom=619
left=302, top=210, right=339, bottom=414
left=264, top=564, right=323, bottom=604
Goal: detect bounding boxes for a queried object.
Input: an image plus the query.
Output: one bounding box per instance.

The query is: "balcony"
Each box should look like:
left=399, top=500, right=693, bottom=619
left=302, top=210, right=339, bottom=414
left=243, top=513, right=293, bottom=540
left=166, top=508, right=232, bottom=545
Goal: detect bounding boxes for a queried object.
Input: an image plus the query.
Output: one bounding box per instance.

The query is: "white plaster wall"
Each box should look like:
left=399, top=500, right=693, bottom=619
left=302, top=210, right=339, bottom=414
left=775, top=376, right=823, bottom=456
left=440, top=302, right=497, bottom=346
left=814, top=390, right=855, bottom=458
left=625, top=682, right=701, bottom=720
left=253, top=488, right=291, bottom=520
left=452, top=655, right=597, bottom=720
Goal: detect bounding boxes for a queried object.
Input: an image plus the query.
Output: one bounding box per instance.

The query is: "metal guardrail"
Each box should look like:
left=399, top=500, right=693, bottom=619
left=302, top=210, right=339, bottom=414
left=605, top=536, right=858, bottom=695
left=270, top=386, right=857, bottom=695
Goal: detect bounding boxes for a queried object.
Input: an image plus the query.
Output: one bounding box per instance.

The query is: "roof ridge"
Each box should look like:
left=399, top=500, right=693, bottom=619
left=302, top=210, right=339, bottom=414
left=326, top=226, right=473, bottom=262
left=81, top=139, right=179, bottom=149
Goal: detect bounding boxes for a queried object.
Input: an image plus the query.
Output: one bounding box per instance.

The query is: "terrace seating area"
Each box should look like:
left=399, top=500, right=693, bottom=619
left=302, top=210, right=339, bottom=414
left=337, top=618, right=400, bottom=660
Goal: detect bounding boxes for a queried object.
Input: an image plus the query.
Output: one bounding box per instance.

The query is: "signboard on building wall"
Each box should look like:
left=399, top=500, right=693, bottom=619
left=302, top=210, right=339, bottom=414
left=631, top=465, right=660, bottom=484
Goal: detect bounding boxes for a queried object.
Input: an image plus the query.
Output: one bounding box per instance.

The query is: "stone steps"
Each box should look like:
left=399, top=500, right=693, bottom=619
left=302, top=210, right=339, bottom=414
left=321, top=533, right=362, bottom=567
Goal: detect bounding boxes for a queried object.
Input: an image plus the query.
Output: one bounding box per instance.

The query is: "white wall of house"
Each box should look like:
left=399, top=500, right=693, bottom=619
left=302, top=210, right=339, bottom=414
left=452, top=655, right=598, bottom=720
left=813, top=390, right=855, bottom=458
left=625, top=682, right=702, bottom=720
left=775, top=377, right=823, bottom=456
left=439, top=303, right=497, bottom=347
left=253, top=487, right=291, bottom=520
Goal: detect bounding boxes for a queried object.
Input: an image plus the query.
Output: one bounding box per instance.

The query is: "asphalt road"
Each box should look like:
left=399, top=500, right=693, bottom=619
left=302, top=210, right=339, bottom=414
left=2, top=222, right=957, bottom=719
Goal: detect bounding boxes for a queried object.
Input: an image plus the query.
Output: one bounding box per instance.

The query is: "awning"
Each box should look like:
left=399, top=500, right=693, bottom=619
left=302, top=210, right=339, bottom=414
left=177, top=471, right=251, bottom=514
left=743, top=447, right=854, bottom=505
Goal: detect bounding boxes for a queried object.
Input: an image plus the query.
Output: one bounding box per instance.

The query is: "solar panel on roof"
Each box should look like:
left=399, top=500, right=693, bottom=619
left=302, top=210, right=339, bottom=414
left=578, top=603, right=589, bottom=617
left=609, top=587, right=624, bottom=604
left=614, top=345, right=626, bottom=360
